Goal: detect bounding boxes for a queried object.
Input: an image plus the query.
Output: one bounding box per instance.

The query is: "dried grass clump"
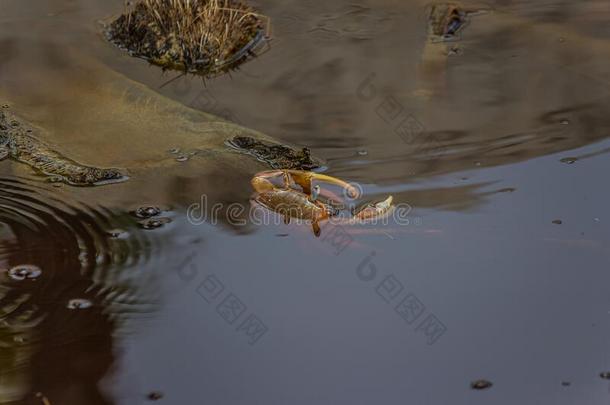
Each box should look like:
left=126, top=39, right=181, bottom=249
left=106, top=0, right=270, bottom=75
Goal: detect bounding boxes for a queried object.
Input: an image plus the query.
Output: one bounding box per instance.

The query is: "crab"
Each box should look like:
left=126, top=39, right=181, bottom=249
left=251, top=170, right=394, bottom=237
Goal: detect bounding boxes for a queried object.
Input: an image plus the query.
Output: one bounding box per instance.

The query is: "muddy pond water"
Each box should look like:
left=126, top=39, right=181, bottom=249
left=1, top=0, right=610, bottom=404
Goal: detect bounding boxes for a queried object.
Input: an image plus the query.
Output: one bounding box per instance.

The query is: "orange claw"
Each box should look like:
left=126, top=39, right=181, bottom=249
left=282, top=170, right=360, bottom=199
left=251, top=170, right=359, bottom=199
left=251, top=170, right=284, bottom=193
left=354, top=196, right=394, bottom=222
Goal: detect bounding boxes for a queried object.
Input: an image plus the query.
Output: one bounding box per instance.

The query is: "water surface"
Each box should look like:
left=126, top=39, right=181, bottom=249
left=0, top=0, right=610, bottom=404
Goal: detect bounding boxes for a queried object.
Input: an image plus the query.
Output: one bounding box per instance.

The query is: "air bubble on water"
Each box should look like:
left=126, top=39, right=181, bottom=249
left=134, top=206, right=161, bottom=219
left=8, top=265, right=42, bottom=281
left=96, top=253, right=106, bottom=265
left=169, top=148, right=181, bottom=154
left=560, top=119, right=569, bottom=125
left=78, top=252, right=89, bottom=266
left=67, top=299, right=93, bottom=310
left=140, top=217, right=171, bottom=230
left=176, top=155, right=189, bottom=162
left=357, top=150, right=368, bottom=156
left=107, top=229, right=129, bottom=239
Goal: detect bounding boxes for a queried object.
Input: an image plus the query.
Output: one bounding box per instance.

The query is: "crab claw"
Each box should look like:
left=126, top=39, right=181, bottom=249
left=251, top=170, right=288, bottom=193
left=354, top=196, right=394, bottom=222
left=283, top=170, right=360, bottom=199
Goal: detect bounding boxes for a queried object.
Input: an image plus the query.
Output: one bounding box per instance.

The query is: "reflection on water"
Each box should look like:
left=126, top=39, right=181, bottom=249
left=0, top=0, right=610, bottom=404
left=0, top=178, right=157, bottom=404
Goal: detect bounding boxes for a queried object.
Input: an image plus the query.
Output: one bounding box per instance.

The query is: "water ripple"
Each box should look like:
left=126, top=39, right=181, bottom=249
left=0, top=177, right=160, bottom=403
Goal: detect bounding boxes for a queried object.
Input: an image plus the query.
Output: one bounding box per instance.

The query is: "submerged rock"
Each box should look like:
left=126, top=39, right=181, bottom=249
left=227, top=136, right=320, bottom=170
left=105, top=0, right=270, bottom=76
left=0, top=109, right=128, bottom=186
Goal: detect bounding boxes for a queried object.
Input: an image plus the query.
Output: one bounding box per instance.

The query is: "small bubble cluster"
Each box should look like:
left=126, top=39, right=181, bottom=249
left=107, top=229, right=129, bottom=239
left=133, top=206, right=171, bottom=230
left=8, top=265, right=42, bottom=281
left=67, top=299, right=93, bottom=310
left=135, top=206, right=162, bottom=219
left=140, top=217, right=172, bottom=230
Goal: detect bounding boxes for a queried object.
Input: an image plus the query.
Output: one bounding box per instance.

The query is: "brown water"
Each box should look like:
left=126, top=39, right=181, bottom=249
left=1, top=0, right=610, bottom=404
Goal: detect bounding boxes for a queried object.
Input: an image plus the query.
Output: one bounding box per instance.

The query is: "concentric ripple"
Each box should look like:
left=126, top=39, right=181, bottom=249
left=0, top=177, right=160, bottom=404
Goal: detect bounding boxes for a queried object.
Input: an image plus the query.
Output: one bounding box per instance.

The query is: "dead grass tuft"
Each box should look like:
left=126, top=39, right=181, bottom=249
left=107, top=0, right=270, bottom=75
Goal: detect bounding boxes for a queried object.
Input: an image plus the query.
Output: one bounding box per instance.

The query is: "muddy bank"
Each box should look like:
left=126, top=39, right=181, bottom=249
left=0, top=107, right=127, bottom=186
left=0, top=37, right=321, bottom=207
